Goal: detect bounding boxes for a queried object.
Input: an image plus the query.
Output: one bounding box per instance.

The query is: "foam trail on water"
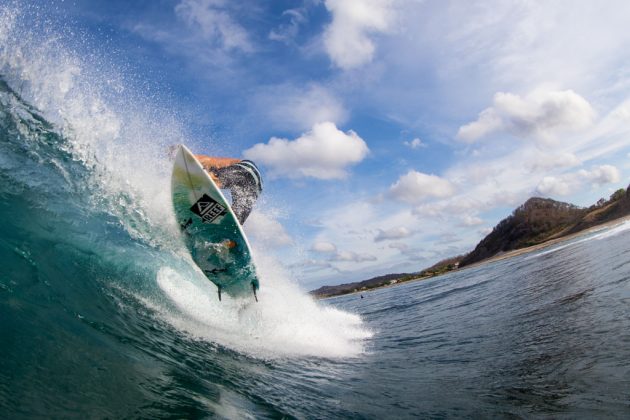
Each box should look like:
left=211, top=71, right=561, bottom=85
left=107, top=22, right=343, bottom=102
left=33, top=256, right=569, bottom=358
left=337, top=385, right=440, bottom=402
left=1, top=3, right=371, bottom=359
left=156, top=255, right=371, bottom=358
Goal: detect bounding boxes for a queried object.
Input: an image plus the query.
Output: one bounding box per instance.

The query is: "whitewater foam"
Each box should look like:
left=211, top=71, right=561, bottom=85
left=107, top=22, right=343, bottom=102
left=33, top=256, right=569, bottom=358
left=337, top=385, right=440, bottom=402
left=0, top=2, right=371, bottom=359
left=155, top=251, right=372, bottom=359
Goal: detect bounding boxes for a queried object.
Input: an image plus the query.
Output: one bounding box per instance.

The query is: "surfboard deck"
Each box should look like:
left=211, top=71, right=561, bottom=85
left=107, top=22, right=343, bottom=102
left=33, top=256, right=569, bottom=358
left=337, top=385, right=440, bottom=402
left=171, top=144, right=259, bottom=300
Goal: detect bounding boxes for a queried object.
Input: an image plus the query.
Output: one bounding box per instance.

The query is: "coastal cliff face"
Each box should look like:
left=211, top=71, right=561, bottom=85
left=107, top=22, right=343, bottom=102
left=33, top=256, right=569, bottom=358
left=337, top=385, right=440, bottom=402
left=311, top=185, right=630, bottom=298
left=459, top=197, right=584, bottom=266
left=460, top=185, right=630, bottom=267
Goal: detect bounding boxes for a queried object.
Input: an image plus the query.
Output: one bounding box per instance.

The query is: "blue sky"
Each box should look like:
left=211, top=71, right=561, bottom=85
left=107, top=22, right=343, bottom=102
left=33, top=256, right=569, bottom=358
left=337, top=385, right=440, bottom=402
left=13, top=0, right=630, bottom=288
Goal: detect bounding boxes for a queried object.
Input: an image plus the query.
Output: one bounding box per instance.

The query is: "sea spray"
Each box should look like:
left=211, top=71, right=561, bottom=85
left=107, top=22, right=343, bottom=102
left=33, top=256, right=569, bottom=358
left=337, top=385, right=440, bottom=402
left=0, top=2, right=371, bottom=361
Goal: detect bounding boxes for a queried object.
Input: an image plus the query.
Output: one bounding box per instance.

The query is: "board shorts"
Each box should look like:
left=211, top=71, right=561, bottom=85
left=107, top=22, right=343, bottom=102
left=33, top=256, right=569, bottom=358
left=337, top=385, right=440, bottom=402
left=213, top=160, right=262, bottom=225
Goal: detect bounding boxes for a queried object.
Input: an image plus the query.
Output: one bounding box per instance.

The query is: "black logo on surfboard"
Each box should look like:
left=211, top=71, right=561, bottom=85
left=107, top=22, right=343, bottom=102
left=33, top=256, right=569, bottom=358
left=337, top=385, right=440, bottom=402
left=190, top=194, right=227, bottom=224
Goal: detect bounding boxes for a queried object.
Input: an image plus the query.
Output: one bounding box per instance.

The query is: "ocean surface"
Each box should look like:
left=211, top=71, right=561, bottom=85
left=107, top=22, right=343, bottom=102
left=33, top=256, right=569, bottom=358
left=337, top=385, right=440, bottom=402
left=2, top=4, right=630, bottom=418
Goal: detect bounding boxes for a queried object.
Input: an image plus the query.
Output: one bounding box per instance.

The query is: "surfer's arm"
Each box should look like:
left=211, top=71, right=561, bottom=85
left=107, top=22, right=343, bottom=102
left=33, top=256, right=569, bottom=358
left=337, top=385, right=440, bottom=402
left=195, top=155, right=241, bottom=169
left=195, top=155, right=241, bottom=187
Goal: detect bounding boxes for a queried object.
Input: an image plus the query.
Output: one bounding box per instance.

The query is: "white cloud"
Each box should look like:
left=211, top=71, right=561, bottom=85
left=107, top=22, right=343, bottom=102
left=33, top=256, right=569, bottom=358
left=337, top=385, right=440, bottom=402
left=403, top=138, right=427, bottom=149
left=536, top=176, right=574, bottom=196
left=311, top=241, right=337, bottom=253
left=374, top=226, right=411, bottom=242
left=528, top=152, right=581, bottom=173
left=323, top=0, right=395, bottom=70
left=244, top=211, right=293, bottom=247
left=388, top=242, right=409, bottom=252
left=579, top=164, right=621, bottom=185
left=243, top=122, right=369, bottom=179
left=536, top=164, right=621, bottom=196
left=457, top=108, right=503, bottom=143
left=290, top=259, right=340, bottom=273
left=269, top=8, right=308, bottom=43
left=435, top=232, right=460, bottom=245
left=460, top=215, right=483, bottom=227
left=413, top=196, right=485, bottom=218
left=175, top=0, right=252, bottom=52
left=457, top=89, right=596, bottom=144
left=389, top=170, right=456, bottom=204
left=331, top=250, right=377, bottom=262
left=255, top=84, right=348, bottom=131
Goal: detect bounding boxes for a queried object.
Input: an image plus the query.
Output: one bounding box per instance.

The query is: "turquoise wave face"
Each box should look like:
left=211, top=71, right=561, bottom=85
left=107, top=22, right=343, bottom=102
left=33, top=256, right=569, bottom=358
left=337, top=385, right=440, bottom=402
left=0, top=5, right=370, bottom=415
left=0, top=76, right=274, bottom=416
left=0, top=72, right=370, bottom=416
left=0, top=77, right=197, bottom=414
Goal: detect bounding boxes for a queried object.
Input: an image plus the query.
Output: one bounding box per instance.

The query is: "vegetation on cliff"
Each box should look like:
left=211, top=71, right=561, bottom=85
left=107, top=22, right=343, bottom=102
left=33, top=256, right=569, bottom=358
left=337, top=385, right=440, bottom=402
left=460, top=184, right=630, bottom=267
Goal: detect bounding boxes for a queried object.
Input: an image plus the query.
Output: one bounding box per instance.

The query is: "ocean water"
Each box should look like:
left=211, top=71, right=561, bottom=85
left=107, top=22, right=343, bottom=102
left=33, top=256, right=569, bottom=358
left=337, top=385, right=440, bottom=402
left=2, top=4, right=630, bottom=418
left=329, top=221, right=630, bottom=417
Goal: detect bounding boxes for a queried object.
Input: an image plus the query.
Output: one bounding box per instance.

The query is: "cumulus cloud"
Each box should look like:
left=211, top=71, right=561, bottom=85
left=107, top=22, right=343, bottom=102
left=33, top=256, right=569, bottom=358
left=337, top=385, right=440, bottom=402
left=457, top=89, right=596, bottom=144
left=413, top=196, right=484, bottom=218
left=311, top=241, right=338, bottom=253
left=244, top=211, right=293, bottom=247
left=175, top=0, right=252, bottom=52
left=256, top=84, right=348, bottom=131
left=536, top=164, right=621, bottom=196
left=403, top=138, right=427, bottom=149
left=301, top=245, right=377, bottom=272
left=460, top=215, right=483, bottom=227
left=389, top=170, right=456, bottom=204
left=323, top=0, right=395, bottom=70
left=536, top=176, right=574, bottom=196
left=579, top=164, right=621, bottom=185
left=243, top=122, right=369, bottom=179
left=269, top=8, right=308, bottom=43
left=331, top=250, right=377, bottom=262
left=528, top=152, right=582, bottom=172
left=435, top=232, right=460, bottom=245
left=388, top=242, right=409, bottom=252
left=290, top=259, right=340, bottom=273
left=374, top=226, right=412, bottom=242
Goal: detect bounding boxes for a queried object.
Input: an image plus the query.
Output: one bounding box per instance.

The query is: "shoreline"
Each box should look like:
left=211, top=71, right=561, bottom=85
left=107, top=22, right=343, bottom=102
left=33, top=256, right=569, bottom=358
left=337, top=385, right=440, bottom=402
left=321, top=215, right=630, bottom=299
left=466, top=214, right=630, bottom=268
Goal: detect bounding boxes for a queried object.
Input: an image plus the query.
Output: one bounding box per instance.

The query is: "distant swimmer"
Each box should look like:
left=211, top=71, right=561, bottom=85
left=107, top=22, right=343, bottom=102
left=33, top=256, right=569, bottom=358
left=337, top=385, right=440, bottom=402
left=194, top=155, right=263, bottom=225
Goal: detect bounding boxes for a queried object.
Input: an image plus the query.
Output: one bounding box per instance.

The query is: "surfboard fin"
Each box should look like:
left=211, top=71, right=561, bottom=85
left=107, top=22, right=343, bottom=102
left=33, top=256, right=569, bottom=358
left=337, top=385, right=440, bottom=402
left=217, top=285, right=222, bottom=301
left=252, top=283, right=258, bottom=302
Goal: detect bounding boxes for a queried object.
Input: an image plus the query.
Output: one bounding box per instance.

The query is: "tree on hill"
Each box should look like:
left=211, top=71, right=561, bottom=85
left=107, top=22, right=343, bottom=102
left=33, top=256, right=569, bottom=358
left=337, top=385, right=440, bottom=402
left=460, top=197, right=585, bottom=267
left=610, top=188, right=626, bottom=202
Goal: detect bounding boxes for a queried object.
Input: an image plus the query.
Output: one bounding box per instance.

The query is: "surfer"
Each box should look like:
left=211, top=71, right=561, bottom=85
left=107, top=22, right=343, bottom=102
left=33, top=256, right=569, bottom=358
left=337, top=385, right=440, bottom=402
left=194, top=155, right=263, bottom=225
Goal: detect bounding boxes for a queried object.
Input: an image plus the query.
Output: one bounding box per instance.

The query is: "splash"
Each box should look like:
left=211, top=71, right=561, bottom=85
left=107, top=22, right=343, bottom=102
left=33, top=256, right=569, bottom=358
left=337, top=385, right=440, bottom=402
left=155, top=251, right=371, bottom=359
left=0, top=2, right=371, bottom=359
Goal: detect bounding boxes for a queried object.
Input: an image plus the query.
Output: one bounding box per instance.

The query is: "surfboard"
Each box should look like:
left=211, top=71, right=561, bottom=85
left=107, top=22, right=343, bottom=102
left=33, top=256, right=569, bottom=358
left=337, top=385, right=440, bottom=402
left=171, top=144, right=259, bottom=301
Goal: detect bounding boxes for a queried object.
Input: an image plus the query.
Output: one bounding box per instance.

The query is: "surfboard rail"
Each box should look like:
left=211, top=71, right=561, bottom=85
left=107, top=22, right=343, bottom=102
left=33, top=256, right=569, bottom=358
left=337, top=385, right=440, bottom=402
left=171, top=144, right=260, bottom=300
